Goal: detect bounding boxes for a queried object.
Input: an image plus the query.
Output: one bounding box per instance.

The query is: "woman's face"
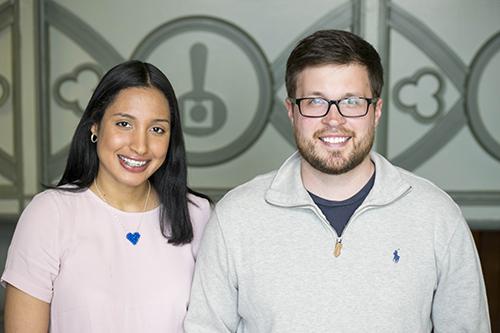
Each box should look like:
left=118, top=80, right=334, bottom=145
left=91, top=87, right=171, bottom=190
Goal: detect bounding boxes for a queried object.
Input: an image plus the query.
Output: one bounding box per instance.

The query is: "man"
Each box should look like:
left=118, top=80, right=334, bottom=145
left=184, top=30, right=490, bottom=332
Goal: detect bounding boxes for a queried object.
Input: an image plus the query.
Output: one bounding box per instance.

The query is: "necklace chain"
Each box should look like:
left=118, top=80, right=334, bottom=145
left=94, top=179, right=151, bottom=245
left=94, top=180, right=151, bottom=212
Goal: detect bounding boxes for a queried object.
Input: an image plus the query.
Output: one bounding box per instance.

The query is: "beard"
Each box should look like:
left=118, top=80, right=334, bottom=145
left=295, top=125, right=375, bottom=175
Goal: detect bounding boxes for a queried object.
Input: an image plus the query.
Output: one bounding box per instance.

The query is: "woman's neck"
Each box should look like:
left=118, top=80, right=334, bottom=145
left=91, top=178, right=155, bottom=212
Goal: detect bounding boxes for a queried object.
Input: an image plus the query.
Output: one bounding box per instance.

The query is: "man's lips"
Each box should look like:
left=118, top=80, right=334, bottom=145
left=319, top=136, right=350, bottom=144
left=316, top=128, right=353, bottom=145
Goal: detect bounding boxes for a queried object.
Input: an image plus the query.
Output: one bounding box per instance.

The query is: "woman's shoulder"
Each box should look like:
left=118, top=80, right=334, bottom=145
left=12, top=188, right=88, bottom=246
left=24, top=187, right=95, bottom=222
left=187, top=192, right=212, bottom=231
left=187, top=193, right=212, bottom=224
left=187, top=192, right=212, bottom=212
left=30, top=186, right=87, bottom=205
left=186, top=193, right=212, bottom=257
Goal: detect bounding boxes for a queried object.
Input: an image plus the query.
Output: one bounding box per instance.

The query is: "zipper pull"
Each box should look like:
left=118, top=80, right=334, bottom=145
left=334, top=238, right=343, bottom=257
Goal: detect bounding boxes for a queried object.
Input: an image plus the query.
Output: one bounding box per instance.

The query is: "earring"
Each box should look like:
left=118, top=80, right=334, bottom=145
left=90, top=133, right=98, bottom=143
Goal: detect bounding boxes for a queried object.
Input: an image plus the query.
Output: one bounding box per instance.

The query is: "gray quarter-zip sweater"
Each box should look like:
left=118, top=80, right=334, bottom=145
left=185, top=152, right=490, bottom=333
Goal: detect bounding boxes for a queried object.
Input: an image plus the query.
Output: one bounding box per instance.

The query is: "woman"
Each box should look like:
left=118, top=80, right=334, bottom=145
left=2, top=60, right=212, bottom=332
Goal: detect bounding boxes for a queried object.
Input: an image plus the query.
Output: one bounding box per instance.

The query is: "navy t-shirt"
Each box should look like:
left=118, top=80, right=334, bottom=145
left=309, top=171, right=375, bottom=236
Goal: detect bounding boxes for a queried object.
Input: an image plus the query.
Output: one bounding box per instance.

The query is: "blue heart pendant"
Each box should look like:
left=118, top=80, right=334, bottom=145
left=126, top=232, right=141, bottom=245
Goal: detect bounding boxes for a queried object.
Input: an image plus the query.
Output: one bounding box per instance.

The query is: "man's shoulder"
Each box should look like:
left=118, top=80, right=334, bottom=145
left=373, top=152, right=460, bottom=214
left=394, top=166, right=462, bottom=218
left=218, top=169, right=278, bottom=206
left=398, top=167, right=449, bottom=196
left=373, top=152, right=452, bottom=201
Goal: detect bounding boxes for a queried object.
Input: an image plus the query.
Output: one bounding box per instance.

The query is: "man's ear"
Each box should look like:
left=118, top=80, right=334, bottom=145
left=374, top=98, right=383, bottom=127
left=285, top=98, right=295, bottom=125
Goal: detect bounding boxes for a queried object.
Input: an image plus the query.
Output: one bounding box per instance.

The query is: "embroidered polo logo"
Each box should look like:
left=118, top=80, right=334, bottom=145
left=393, top=249, right=400, bottom=263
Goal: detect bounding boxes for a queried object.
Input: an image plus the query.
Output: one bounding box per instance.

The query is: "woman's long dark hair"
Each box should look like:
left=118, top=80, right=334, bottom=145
left=57, top=60, right=210, bottom=245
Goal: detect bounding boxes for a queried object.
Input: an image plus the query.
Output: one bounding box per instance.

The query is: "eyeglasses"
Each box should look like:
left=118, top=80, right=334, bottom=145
left=289, top=96, right=379, bottom=118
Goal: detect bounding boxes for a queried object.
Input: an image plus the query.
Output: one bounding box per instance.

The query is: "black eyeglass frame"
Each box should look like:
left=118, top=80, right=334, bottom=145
left=289, top=96, right=379, bottom=118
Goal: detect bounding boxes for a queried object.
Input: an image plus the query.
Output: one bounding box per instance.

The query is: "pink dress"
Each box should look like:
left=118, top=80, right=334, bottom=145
left=1, top=188, right=211, bottom=332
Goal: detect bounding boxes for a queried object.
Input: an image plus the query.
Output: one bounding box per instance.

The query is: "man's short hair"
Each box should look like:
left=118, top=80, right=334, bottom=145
left=285, top=29, right=384, bottom=98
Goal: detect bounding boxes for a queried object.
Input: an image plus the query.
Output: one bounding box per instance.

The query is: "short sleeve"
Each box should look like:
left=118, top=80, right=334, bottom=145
left=1, top=191, right=62, bottom=303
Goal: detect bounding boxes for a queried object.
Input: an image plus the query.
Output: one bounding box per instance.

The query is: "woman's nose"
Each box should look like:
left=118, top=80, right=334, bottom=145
left=130, top=130, right=148, bottom=155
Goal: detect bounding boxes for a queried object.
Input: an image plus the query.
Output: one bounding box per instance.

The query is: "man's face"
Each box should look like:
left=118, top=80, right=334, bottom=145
left=286, top=63, right=382, bottom=175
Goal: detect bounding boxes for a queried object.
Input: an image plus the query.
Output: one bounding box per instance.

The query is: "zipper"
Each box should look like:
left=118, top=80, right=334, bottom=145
left=331, top=206, right=374, bottom=257
left=307, top=205, right=341, bottom=254
left=321, top=186, right=412, bottom=257
left=334, top=238, right=343, bottom=257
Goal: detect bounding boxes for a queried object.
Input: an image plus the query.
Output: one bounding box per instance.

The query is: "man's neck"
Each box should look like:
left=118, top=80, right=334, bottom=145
left=301, top=156, right=375, bottom=201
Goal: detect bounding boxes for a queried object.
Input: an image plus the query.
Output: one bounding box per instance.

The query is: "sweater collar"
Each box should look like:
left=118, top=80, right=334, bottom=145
left=265, top=151, right=411, bottom=208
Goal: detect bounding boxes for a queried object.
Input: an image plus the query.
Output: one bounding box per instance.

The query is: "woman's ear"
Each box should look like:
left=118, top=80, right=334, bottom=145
left=90, top=123, right=98, bottom=135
